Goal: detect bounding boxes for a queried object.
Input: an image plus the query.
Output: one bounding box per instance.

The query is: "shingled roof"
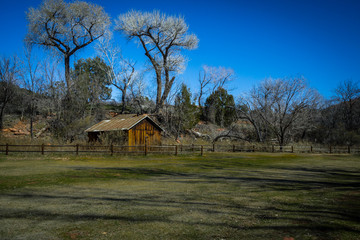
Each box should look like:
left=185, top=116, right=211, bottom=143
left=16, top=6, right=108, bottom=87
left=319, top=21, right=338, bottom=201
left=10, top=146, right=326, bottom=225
left=85, top=114, right=163, bottom=132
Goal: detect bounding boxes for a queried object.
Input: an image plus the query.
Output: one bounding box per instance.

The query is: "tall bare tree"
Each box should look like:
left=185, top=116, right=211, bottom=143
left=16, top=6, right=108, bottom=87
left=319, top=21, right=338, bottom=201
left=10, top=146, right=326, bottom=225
left=0, top=56, right=20, bottom=130
left=25, top=0, right=110, bottom=94
left=115, top=10, right=199, bottom=112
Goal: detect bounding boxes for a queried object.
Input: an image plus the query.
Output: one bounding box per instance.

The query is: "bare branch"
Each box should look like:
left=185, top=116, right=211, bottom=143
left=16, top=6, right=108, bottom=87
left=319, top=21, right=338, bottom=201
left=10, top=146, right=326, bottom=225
left=115, top=10, right=198, bottom=112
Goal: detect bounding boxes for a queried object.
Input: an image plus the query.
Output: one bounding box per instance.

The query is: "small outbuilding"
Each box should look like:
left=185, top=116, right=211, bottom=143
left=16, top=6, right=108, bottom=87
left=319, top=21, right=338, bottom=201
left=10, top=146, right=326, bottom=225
left=85, top=114, right=163, bottom=146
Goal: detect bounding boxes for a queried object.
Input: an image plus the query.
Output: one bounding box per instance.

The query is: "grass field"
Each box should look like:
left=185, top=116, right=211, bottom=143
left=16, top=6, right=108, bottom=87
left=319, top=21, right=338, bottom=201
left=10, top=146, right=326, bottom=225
left=0, top=152, right=359, bottom=240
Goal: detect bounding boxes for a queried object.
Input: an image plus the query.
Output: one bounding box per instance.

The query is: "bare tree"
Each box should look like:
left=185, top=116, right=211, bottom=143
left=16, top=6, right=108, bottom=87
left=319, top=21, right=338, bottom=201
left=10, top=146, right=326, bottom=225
left=197, top=67, right=211, bottom=108
left=21, top=45, right=45, bottom=139
left=33, top=57, right=64, bottom=139
left=0, top=55, right=20, bottom=130
left=333, top=79, right=360, bottom=131
left=97, top=39, right=140, bottom=113
left=129, top=72, right=148, bottom=114
left=204, top=65, right=234, bottom=93
left=115, top=10, right=199, bottom=112
left=198, top=65, right=234, bottom=108
left=236, top=96, right=269, bottom=143
left=41, top=56, right=63, bottom=116
left=237, top=77, right=321, bottom=147
left=25, top=0, right=110, bottom=94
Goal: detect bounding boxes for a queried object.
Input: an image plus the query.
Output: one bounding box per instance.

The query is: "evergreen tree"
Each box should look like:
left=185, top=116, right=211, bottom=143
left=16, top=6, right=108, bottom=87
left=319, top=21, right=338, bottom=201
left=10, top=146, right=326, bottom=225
left=173, top=84, right=199, bottom=137
left=72, top=56, right=112, bottom=110
left=204, top=87, right=236, bottom=127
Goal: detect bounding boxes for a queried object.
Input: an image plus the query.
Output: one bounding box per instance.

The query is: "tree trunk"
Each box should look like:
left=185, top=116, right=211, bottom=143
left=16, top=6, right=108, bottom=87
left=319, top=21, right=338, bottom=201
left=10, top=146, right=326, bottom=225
left=0, top=103, right=5, bottom=130
left=154, top=71, right=162, bottom=113
left=156, top=76, right=175, bottom=113
left=279, top=134, right=285, bottom=152
left=30, top=115, right=33, bottom=139
left=121, top=86, right=127, bottom=113
left=198, top=89, right=203, bottom=108
left=64, top=55, right=71, bottom=94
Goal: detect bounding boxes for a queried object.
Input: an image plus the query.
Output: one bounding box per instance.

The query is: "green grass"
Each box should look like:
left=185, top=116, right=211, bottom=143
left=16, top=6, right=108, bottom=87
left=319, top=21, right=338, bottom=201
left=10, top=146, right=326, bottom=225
left=0, top=152, right=359, bottom=240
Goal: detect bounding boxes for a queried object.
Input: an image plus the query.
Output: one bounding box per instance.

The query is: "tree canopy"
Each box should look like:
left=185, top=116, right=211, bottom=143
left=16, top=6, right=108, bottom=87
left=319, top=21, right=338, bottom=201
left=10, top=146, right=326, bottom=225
left=115, top=10, right=198, bottom=112
left=25, top=0, right=110, bottom=94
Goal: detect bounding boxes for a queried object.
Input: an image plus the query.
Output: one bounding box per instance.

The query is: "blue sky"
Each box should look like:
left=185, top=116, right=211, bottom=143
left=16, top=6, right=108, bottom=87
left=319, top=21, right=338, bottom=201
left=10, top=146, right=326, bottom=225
left=1, top=0, right=360, bottom=99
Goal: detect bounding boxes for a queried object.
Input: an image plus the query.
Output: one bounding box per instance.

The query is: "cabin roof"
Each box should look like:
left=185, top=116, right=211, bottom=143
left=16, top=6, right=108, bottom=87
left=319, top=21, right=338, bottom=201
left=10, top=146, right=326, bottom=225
left=85, top=114, right=164, bottom=132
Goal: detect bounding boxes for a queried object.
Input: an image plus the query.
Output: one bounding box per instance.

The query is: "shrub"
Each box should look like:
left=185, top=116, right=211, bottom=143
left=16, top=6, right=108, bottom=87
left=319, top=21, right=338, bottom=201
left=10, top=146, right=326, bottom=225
left=98, top=131, right=126, bottom=145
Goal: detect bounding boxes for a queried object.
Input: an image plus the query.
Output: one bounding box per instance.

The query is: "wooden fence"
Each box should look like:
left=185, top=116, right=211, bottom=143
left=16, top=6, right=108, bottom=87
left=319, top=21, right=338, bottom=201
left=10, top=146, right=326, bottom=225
left=0, top=143, right=359, bottom=156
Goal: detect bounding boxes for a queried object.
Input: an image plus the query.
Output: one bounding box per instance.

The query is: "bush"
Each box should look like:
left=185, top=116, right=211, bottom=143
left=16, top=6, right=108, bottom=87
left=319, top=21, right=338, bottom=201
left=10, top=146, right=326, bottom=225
left=98, top=131, right=126, bottom=145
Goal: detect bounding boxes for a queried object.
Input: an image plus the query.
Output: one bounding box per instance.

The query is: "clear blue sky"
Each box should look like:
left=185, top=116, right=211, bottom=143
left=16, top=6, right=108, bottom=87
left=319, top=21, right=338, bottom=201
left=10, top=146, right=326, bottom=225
left=1, top=0, right=360, bottom=99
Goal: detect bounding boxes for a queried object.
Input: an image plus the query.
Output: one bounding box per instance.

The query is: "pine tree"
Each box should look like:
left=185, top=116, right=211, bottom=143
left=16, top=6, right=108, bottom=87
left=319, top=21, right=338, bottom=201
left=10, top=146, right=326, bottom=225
left=174, top=84, right=199, bottom=137
left=204, top=87, right=236, bottom=127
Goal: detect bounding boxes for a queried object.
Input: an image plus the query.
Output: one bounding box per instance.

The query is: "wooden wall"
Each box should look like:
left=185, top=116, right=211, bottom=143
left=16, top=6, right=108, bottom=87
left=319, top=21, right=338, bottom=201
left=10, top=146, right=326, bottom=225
left=128, top=119, right=161, bottom=146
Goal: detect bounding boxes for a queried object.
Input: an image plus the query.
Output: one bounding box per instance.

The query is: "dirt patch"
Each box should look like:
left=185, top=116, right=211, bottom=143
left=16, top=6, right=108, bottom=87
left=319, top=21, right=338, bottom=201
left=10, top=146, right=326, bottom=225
left=2, top=121, right=30, bottom=136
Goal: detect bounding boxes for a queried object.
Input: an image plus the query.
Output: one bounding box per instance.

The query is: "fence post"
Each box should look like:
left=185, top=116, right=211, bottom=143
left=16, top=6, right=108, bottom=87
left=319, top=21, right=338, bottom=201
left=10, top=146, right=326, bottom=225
left=291, top=146, right=294, bottom=153
left=348, top=145, right=351, bottom=154
left=41, top=144, right=45, bottom=155
left=76, top=144, right=79, bottom=155
left=253, top=145, right=255, bottom=152
left=6, top=143, right=8, bottom=155
left=175, top=145, right=178, bottom=156
left=272, top=145, right=274, bottom=153
left=310, top=146, right=313, bottom=153
left=110, top=144, right=113, bottom=156
left=213, top=143, right=215, bottom=152
left=201, top=145, right=203, bottom=156
left=180, top=144, right=183, bottom=153
left=329, top=146, right=332, bottom=154
left=233, top=144, right=235, bottom=152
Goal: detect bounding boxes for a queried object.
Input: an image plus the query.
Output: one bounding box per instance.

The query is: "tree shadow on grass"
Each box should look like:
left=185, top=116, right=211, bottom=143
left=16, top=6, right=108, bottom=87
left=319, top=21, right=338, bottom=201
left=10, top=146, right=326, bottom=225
left=1, top=163, right=359, bottom=239
left=1, top=189, right=359, bottom=236
left=0, top=203, right=359, bottom=238
left=68, top=166, right=360, bottom=191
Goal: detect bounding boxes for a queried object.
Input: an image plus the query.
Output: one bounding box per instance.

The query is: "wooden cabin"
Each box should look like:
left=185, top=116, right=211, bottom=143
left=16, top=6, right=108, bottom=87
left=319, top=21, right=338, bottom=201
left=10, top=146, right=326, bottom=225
left=85, top=114, right=163, bottom=146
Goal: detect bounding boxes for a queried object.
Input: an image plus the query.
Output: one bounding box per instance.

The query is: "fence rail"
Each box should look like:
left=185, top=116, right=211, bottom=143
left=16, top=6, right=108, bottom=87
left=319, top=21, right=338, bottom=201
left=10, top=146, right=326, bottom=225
left=0, top=143, right=359, bottom=156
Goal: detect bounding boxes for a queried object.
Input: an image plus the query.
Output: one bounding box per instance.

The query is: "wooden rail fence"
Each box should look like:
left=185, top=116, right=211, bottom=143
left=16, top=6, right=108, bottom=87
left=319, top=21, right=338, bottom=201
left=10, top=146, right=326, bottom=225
left=0, top=143, right=359, bottom=156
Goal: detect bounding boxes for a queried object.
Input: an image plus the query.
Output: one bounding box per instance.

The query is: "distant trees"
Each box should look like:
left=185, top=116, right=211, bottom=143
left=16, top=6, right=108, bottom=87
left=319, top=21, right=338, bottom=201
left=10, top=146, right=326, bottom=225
left=25, top=0, right=110, bottom=94
left=333, top=79, right=360, bottom=132
left=312, top=79, right=360, bottom=145
left=237, top=77, right=321, bottom=146
left=116, top=10, right=199, bottom=112
left=0, top=55, right=20, bottom=130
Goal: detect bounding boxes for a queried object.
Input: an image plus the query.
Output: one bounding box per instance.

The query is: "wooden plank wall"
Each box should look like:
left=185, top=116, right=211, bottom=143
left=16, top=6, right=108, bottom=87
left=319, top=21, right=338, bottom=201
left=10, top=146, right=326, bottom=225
left=128, top=119, right=161, bottom=146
